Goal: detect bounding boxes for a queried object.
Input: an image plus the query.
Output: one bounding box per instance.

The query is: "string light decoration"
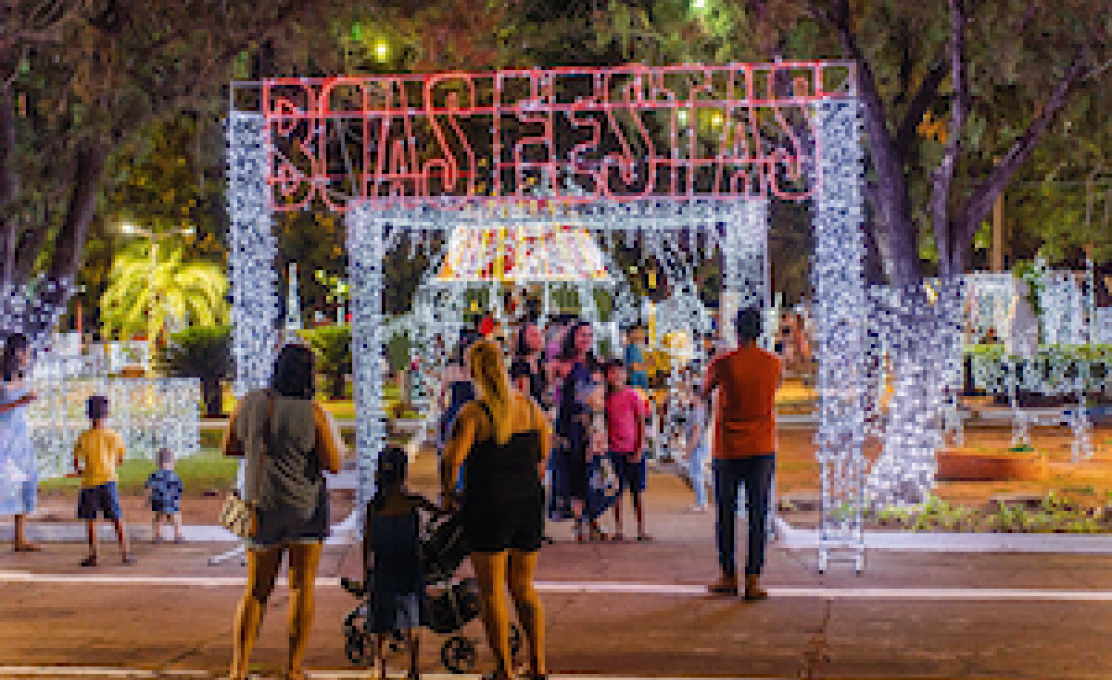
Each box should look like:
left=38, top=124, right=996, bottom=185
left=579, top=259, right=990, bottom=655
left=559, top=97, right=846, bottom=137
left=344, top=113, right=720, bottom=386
left=228, top=112, right=278, bottom=395
left=230, top=63, right=872, bottom=572
left=964, top=265, right=1105, bottom=461
left=0, top=279, right=74, bottom=351
left=27, top=377, right=201, bottom=479
left=811, top=99, right=867, bottom=574
left=285, top=262, right=303, bottom=341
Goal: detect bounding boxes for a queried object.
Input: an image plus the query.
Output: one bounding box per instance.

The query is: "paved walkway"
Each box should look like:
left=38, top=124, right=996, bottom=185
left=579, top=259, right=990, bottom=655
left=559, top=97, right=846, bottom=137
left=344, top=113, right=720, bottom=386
left=4, top=454, right=1112, bottom=678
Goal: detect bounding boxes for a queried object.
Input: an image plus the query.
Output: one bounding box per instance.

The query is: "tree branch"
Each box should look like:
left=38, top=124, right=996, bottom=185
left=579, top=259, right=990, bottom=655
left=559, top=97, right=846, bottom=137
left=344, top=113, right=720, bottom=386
left=955, top=53, right=1090, bottom=253
left=929, top=0, right=969, bottom=278
left=812, top=0, right=922, bottom=285
left=892, top=52, right=948, bottom=159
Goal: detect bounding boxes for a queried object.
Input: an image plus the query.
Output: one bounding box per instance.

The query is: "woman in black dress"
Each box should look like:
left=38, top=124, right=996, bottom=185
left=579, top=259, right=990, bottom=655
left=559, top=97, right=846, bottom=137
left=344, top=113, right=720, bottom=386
left=442, top=339, right=550, bottom=680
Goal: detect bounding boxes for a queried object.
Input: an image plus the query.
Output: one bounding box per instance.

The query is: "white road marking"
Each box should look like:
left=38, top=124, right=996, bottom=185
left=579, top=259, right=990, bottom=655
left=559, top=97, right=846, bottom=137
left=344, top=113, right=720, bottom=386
left=2, top=573, right=1112, bottom=601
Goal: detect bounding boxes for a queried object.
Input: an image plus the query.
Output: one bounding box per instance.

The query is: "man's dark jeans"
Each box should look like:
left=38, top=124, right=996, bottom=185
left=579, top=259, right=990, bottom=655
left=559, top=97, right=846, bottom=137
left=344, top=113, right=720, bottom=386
left=713, top=454, right=774, bottom=577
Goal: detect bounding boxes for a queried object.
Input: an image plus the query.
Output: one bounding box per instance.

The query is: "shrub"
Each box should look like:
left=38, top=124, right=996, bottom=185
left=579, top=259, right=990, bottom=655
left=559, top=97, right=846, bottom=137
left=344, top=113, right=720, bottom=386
left=158, top=325, right=232, bottom=417
left=300, top=325, right=352, bottom=400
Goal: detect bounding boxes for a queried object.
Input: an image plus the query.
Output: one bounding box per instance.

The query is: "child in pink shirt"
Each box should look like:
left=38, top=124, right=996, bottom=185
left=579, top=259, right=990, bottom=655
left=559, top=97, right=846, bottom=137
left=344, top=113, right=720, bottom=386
left=603, top=359, right=651, bottom=541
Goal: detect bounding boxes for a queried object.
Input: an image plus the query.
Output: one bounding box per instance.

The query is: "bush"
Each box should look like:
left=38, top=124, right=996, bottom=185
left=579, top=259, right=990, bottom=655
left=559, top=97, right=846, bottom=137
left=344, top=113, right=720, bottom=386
left=300, top=325, right=352, bottom=400
left=158, top=325, right=232, bottom=417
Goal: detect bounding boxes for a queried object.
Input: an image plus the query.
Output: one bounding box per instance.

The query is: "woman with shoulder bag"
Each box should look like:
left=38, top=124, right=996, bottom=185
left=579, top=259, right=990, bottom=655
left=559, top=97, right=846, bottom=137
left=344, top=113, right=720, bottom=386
left=222, top=344, right=344, bottom=680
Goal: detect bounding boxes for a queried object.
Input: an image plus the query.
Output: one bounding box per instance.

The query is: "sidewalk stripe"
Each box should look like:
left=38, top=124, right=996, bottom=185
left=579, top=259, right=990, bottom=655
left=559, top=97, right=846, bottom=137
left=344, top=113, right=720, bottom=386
left=0, top=670, right=779, bottom=680
left=3, top=573, right=1112, bottom=601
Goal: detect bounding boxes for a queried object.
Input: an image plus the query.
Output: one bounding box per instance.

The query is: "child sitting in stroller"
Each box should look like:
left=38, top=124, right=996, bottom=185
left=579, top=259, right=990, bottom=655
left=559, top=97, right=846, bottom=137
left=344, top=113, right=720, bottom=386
left=348, top=446, right=445, bottom=679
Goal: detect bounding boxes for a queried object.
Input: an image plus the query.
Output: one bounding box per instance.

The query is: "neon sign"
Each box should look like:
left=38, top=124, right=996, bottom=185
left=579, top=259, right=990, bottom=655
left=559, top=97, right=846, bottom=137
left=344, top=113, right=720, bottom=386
left=252, top=62, right=855, bottom=210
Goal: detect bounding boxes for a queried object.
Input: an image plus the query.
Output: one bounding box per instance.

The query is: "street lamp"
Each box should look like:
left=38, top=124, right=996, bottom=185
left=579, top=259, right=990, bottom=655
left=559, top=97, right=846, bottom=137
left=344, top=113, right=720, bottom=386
left=118, top=223, right=195, bottom=361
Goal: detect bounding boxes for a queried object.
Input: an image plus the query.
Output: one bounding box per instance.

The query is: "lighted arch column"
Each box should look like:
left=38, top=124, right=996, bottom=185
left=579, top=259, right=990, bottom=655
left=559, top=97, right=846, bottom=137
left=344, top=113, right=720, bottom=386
left=347, top=205, right=387, bottom=513
left=812, top=99, right=867, bottom=573
left=720, top=199, right=768, bottom=346
left=227, top=113, right=278, bottom=395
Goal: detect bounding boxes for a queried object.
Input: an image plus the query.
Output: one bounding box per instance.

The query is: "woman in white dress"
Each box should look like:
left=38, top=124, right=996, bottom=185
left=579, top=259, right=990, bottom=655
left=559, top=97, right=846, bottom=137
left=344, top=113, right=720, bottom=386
left=0, top=334, right=41, bottom=552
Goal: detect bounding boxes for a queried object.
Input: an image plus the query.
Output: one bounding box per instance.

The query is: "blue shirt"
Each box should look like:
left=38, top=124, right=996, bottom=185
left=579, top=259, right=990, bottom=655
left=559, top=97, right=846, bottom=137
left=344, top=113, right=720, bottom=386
left=624, top=343, right=649, bottom=387
left=145, top=469, right=183, bottom=513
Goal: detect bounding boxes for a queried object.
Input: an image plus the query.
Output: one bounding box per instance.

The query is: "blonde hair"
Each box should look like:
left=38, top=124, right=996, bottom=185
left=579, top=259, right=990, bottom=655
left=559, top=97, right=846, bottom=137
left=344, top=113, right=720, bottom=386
left=468, top=339, right=513, bottom=446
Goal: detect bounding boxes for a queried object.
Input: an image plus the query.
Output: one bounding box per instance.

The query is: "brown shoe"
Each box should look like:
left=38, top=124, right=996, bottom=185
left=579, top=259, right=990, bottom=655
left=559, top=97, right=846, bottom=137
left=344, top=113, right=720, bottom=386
left=744, top=574, right=769, bottom=601
left=708, top=573, right=739, bottom=596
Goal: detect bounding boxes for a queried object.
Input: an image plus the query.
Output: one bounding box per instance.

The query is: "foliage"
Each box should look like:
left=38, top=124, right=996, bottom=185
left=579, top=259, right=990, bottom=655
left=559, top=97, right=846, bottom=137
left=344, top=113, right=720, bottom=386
left=299, top=325, right=352, bottom=400
left=100, top=241, right=227, bottom=342
left=40, top=448, right=237, bottom=496
left=871, top=493, right=1112, bottom=533
left=157, top=325, right=232, bottom=417
left=586, top=0, right=1112, bottom=283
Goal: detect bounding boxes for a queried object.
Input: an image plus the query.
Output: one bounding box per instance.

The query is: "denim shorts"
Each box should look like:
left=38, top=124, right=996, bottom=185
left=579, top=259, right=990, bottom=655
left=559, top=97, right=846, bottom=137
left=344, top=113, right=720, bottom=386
left=77, top=481, right=122, bottom=520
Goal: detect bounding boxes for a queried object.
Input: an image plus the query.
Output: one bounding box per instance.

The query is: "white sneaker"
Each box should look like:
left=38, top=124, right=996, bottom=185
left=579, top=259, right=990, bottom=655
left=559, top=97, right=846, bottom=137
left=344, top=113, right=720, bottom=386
left=688, top=503, right=708, bottom=513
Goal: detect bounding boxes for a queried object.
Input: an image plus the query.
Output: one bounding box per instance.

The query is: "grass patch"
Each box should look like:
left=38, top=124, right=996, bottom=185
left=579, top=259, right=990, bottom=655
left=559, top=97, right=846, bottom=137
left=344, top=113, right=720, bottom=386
left=40, top=449, right=237, bottom=497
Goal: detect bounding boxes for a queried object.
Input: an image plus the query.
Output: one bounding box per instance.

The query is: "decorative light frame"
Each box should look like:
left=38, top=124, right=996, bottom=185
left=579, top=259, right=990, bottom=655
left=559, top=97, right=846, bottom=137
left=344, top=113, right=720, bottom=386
left=227, top=63, right=869, bottom=572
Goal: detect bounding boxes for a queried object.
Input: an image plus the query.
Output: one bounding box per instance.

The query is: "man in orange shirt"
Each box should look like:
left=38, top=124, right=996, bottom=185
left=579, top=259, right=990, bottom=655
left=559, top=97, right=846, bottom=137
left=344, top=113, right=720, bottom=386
left=702, top=307, right=782, bottom=599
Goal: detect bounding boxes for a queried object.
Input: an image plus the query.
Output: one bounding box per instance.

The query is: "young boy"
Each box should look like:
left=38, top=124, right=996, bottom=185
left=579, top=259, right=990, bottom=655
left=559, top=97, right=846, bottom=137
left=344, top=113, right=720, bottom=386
left=623, top=326, right=650, bottom=389
left=603, top=359, right=651, bottom=541
left=73, top=395, right=134, bottom=566
left=145, top=448, right=184, bottom=543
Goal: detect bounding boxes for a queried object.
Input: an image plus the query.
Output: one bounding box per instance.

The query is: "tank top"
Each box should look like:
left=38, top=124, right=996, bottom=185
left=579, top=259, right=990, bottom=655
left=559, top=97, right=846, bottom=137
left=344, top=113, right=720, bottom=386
left=462, top=402, right=544, bottom=507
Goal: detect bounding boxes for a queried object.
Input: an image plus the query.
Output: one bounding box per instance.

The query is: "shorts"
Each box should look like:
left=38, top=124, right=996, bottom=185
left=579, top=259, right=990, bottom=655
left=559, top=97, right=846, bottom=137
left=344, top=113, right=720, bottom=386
left=246, top=492, right=330, bottom=551
left=151, top=501, right=180, bottom=515
left=609, top=452, right=646, bottom=494
left=462, top=495, right=544, bottom=553
left=77, top=482, right=122, bottom=520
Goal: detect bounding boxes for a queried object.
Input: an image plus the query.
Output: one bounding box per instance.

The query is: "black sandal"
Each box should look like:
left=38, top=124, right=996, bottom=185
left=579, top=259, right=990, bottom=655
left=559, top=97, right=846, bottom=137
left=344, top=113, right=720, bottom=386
left=80, top=555, right=98, bottom=567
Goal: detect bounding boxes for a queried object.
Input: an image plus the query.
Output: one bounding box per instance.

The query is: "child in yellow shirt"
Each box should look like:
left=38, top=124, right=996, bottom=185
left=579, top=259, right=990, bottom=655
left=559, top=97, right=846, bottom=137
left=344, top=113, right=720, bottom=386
left=73, top=395, right=134, bottom=566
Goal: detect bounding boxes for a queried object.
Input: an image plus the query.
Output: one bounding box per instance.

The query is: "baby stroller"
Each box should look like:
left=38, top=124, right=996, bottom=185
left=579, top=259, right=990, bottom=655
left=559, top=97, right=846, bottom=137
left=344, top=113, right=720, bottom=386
left=342, top=511, right=524, bottom=674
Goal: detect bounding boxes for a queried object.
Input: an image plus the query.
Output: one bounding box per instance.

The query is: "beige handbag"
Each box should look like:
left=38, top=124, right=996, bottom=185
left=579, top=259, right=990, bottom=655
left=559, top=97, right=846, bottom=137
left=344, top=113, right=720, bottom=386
left=219, top=393, right=274, bottom=539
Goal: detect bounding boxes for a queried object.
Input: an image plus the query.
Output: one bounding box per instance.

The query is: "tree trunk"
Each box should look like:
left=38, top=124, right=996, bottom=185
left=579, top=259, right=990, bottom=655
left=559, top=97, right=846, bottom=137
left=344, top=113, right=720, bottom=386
left=0, top=83, right=17, bottom=289
left=202, top=377, right=224, bottom=418
left=330, top=371, right=345, bottom=400
left=24, top=139, right=108, bottom=338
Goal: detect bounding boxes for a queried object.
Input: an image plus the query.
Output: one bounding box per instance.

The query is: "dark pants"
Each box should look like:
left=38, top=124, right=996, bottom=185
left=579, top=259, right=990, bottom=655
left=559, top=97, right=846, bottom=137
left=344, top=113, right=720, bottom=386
left=713, top=455, right=774, bottom=577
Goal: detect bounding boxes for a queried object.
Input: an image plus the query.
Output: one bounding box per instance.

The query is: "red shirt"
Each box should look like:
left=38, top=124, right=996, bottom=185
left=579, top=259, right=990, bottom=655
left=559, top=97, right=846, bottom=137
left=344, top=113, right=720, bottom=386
left=704, top=345, right=781, bottom=458
left=604, top=387, right=648, bottom=454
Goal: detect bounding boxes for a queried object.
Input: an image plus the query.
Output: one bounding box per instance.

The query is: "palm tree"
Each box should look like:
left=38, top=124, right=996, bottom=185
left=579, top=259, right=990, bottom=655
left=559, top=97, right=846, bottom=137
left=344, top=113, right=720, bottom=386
left=100, top=242, right=228, bottom=348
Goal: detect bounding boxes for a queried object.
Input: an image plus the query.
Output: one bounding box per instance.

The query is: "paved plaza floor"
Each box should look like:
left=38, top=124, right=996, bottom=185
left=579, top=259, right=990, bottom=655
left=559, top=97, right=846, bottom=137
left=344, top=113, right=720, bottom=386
left=3, top=454, right=1112, bottom=679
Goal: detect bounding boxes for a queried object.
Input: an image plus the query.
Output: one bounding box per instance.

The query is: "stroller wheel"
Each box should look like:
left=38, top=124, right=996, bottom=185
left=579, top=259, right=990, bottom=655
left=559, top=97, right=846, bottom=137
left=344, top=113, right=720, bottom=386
left=342, top=609, right=370, bottom=666
left=509, top=622, right=523, bottom=660
left=441, top=636, right=477, bottom=674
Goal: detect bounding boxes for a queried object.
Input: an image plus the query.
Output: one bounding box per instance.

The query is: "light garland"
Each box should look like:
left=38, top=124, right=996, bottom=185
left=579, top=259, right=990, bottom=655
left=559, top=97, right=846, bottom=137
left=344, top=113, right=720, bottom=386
left=812, top=99, right=867, bottom=573
left=227, top=113, right=278, bottom=396
left=27, top=376, right=201, bottom=479
left=230, top=72, right=873, bottom=574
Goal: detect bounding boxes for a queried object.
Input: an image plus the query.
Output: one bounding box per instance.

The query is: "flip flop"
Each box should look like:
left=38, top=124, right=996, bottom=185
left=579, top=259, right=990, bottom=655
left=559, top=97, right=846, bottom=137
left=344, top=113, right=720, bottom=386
left=13, top=543, right=42, bottom=553
left=122, top=554, right=137, bottom=565
left=636, top=534, right=654, bottom=542
left=80, top=556, right=98, bottom=567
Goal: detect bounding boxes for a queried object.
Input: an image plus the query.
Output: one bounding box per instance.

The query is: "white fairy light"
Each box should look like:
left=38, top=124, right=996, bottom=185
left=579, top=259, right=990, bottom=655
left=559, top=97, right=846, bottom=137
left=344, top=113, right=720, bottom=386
left=811, top=99, right=867, bottom=573
left=227, top=113, right=278, bottom=396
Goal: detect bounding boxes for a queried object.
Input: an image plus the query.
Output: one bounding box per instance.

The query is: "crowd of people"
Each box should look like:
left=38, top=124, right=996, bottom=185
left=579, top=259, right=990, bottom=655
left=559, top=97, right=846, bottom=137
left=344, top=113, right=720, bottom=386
left=2, top=305, right=786, bottom=680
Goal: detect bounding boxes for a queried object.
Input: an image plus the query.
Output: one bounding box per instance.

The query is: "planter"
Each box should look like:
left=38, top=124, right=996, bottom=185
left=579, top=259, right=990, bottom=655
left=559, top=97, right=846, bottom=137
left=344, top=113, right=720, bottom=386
left=936, top=448, right=1048, bottom=482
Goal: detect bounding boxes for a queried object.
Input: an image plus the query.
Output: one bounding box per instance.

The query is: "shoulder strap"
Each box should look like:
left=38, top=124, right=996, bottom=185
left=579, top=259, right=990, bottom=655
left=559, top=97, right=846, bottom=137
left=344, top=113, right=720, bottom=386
left=251, top=392, right=275, bottom=502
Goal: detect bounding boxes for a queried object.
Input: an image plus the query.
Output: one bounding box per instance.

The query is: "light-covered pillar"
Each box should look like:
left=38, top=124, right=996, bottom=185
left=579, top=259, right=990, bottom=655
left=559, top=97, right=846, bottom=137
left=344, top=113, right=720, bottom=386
left=720, top=199, right=768, bottom=347
left=812, top=99, right=867, bottom=574
left=348, top=205, right=387, bottom=515
left=227, top=112, right=278, bottom=396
